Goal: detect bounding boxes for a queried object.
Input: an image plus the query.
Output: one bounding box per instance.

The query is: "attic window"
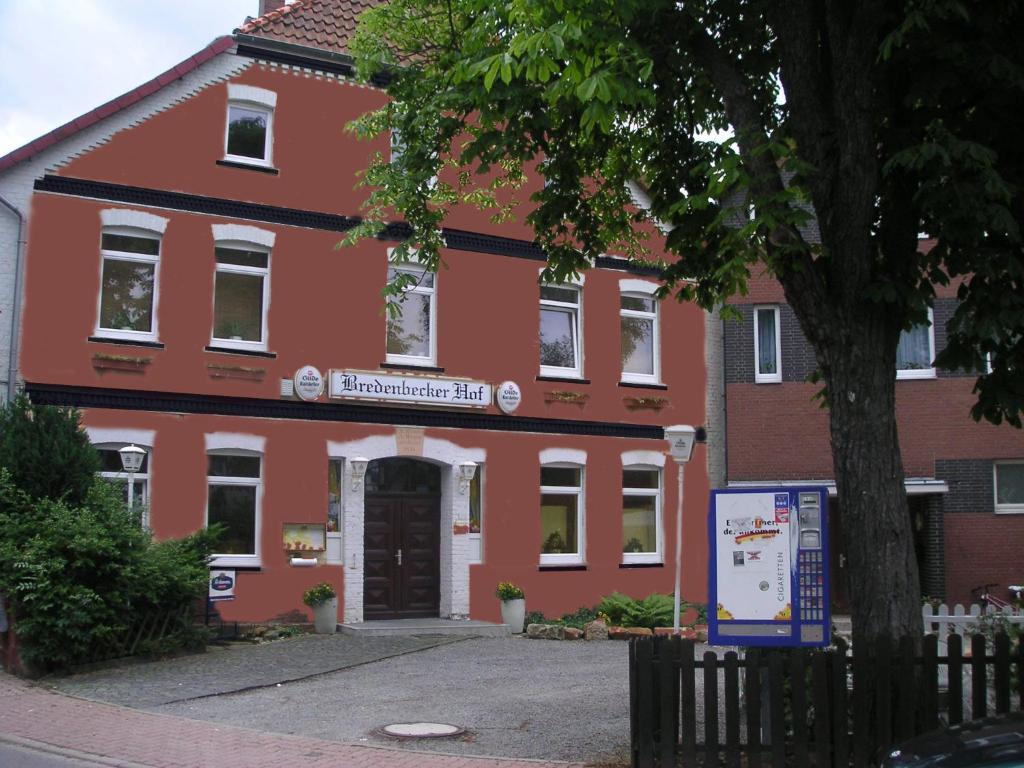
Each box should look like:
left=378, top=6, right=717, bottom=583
left=224, top=84, right=277, bottom=167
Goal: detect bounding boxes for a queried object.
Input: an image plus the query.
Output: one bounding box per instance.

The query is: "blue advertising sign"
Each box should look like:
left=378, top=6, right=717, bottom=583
left=708, top=487, right=830, bottom=647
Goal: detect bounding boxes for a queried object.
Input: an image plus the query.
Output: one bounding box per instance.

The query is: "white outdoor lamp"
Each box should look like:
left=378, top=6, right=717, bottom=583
left=664, top=425, right=697, bottom=633
left=458, top=461, right=477, bottom=494
left=118, top=444, right=146, bottom=516
left=350, top=457, right=369, bottom=491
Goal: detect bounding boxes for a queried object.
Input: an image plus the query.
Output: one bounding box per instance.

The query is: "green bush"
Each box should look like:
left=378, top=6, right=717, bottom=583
left=0, top=395, right=99, bottom=507
left=0, top=471, right=221, bottom=672
left=626, top=593, right=675, bottom=629
left=597, top=592, right=638, bottom=625
left=524, top=610, right=548, bottom=626
left=559, top=605, right=599, bottom=630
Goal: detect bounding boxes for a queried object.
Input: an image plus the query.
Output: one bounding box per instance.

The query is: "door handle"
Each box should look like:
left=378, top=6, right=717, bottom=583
left=395, top=548, right=403, bottom=566
left=839, top=554, right=846, bottom=568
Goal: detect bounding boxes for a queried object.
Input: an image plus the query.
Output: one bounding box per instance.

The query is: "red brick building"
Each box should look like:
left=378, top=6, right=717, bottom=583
left=0, top=1, right=710, bottom=624
left=712, top=255, right=1024, bottom=607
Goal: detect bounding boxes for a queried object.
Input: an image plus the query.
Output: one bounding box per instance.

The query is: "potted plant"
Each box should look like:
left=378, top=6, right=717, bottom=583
left=303, top=581, right=338, bottom=634
left=543, top=530, right=566, bottom=554
left=496, top=581, right=526, bottom=633
left=216, top=319, right=247, bottom=341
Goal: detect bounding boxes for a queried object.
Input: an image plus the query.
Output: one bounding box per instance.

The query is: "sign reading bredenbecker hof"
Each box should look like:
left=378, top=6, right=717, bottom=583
left=293, top=365, right=324, bottom=401
left=330, top=370, right=492, bottom=408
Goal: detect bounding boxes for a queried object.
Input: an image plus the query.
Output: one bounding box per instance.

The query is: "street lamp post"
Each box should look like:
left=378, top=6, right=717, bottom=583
left=664, top=425, right=696, bottom=633
left=118, top=444, right=146, bottom=521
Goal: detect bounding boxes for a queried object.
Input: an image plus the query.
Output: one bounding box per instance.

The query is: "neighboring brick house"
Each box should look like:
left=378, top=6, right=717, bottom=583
left=712, top=245, right=1024, bottom=608
left=0, top=1, right=710, bottom=624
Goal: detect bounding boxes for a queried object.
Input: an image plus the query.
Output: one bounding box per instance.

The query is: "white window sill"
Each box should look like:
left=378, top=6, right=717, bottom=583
left=210, top=338, right=268, bottom=353
left=994, top=507, right=1024, bottom=515
left=95, top=328, right=158, bottom=344
left=539, top=367, right=584, bottom=379
left=210, top=555, right=260, bottom=569
left=539, top=554, right=584, bottom=567
left=385, top=355, right=438, bottom=368
left=754, top=374, right=782, bottom=384
left=896, top=368, right=936, bottom=380
left=622, top=553, right=663, bottom=565
left=222, top=154, right=273, bottom=169
left=621, top=375, right=663, bottom=386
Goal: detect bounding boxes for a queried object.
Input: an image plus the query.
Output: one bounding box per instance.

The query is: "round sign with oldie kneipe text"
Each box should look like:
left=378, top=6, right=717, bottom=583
left=294, top=365, right=324, bottom=401
left=496, top=380, right=522, bottom=414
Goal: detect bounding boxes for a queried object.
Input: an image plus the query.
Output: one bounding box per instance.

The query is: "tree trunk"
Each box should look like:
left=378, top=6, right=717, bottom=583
left=820, top=311, right=922, bottom=649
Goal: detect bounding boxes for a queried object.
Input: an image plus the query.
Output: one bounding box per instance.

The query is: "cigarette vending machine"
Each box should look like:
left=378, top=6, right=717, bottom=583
left=708, top=487, right=830, bottom=647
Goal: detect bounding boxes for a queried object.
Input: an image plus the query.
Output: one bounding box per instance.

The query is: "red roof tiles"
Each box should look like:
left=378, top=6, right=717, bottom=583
left=236, top=0, right=380, bottom=56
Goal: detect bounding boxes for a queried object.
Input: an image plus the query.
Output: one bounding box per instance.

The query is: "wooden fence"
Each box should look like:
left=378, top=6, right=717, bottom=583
left=629, top=633, right=1023, bottom=768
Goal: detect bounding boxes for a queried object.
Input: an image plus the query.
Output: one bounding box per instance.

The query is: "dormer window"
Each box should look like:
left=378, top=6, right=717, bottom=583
left=224, top=84, right=277, bottom=167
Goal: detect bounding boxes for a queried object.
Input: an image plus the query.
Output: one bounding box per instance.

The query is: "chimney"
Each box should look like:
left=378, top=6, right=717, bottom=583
left=259, top=0, right=287, bottom=15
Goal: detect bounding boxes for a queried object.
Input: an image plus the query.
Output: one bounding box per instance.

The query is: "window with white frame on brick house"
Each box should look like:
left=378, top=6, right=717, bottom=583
left=897, top=309, right=936, bottom=379
left=540, top=284, right=583, bottom=378
left=540, top=464, right=585, bottom=565
left=96, top=444, right=150, bottom=528
left=622, top=466, right=662, bottom=564
left=753, top=305, right=782, bottom=383
left=96, top=229, right=161, bottom=342
left=994, top=461, right=1024, bottom=514
left=212, top=243, right=270, bottom=351
left=224, top=85, right=276, bottom=167
left=468, top=463, right=484, bottom=563
left=620, top=288, right=660, bottom=384
left=386, top=252, right=437, bottom=366
left=207, top=451, right=262, bottom=567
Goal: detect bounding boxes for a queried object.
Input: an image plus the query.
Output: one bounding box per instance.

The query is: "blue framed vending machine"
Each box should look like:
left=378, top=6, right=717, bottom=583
left=708, top=487, right=830, bottom=647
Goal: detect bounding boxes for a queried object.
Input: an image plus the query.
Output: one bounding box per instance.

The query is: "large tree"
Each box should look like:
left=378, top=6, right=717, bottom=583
left=344, top=0, right=1024, bottom=645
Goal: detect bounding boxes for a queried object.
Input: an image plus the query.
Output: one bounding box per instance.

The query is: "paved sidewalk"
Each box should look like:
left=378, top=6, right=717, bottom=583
left=0, top=672, right=586, bottom=768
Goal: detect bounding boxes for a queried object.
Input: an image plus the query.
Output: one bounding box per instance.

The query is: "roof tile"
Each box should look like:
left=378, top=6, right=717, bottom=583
left=236, top=0, right=381, bottom=56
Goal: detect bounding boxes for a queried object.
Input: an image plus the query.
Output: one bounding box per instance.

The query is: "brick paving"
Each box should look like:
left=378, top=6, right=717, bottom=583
left=0, top=673, right=586, bottom=768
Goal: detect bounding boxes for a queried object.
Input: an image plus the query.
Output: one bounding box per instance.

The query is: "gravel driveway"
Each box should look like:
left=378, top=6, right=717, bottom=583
left=47, top=635, right=633, bottom=764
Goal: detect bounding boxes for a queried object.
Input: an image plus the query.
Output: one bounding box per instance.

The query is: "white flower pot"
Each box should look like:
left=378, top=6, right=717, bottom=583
left=500, top=598, right=526, bottom=633
left=312, top=597, right=338, bottom=634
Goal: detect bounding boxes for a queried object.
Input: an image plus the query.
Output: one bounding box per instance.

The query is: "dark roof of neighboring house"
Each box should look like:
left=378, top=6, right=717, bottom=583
left=236, top=0, right=379, bottom=57
left=0, top=36, right=233, bottom=175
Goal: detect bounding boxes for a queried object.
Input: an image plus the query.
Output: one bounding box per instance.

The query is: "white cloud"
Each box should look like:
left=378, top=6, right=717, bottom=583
left=0, top=0, right=255, bottom=156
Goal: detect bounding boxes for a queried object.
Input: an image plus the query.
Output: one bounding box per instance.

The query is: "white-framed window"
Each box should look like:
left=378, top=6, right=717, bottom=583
left=620, top=281, right=660, bottom=383
left=897, top=309, right=936, bottom=379
left=224, top=85, right=276, bottom=167
left=622, top=466, right=662, bottom=564
left=96, top=228, right=162, bottom=342
left=385, top=251, right=437, bottom=366
left=212, top=242, right=270, bottom=351
left=96, top=444, right=151, bottom=527
left=754, top=305, right=782, bottom=383
left=468, top=464, right=484, bottom=564
left=540, top=284, right=582, bottom=377
left=326, top=458, right=343, bottom=564
left=540, top=464, right=584, bottom=565
left=994, top=460, right=1024, bottom=514
left=207, top=451, right=262, bottom=567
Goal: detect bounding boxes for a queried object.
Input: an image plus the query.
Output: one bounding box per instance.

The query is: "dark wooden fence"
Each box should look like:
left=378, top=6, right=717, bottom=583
left=629, top=633, right=1023, bottom=767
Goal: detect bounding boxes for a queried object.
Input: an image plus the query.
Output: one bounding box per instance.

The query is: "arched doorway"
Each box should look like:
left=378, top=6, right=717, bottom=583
left=363, top=458, right=442, bottom=619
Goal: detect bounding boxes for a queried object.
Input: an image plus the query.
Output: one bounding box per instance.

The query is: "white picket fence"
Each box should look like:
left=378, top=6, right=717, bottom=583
left=922, top=602, right=1024, bottom=640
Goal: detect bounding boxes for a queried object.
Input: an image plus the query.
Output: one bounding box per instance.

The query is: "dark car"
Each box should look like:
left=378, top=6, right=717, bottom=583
left=881, top=713, right=1024, bottom=767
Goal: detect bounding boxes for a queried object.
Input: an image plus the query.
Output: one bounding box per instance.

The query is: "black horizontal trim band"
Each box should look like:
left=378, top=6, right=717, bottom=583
left=235, top=42, right=355, bottom=78
left=88, top=336, right=165, bottom=349
left=536, top=375, right=591, bottom=385
left=34, top=176, right=661, bottom=277
left=216, top=159, right=280, bottom=175
left=618, top=381, right=669, bottom=391
left=537, top=565, right=588, bottom=572
left=618, top=562, right=665, bottom=569
left=379, top=362, right=445, bottom=373
left=25, top=383, right=664, bottom=440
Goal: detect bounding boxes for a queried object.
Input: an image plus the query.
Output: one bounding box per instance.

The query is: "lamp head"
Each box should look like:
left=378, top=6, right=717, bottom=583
left=118, top=444, right=146, bottom=473
left=664, top=425, right=696, bottom=463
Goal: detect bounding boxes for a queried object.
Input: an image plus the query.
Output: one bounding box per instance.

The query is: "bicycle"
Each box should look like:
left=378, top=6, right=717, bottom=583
left=971, top=582, right=1024, bottom=612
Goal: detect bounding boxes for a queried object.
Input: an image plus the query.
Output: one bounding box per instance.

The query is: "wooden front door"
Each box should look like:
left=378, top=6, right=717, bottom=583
left=363, top=494, right=440, bottom=619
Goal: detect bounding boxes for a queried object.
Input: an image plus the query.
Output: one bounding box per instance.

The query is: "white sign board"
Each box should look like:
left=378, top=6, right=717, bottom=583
left=712, top=491, right=793, bottom=623
left=495, top=380, right=522, bottom=414
left=293, top=365, right=324, bottom=401
left=329, top=370, right=492, bottom=408
left=209, top=570, right=236, bottom=602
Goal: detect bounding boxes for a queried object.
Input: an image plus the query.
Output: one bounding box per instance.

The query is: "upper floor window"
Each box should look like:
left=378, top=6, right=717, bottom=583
left=386, top=253, right=436, bottom=366
left=622, top=467, right=662, bottom=564
left=994, top=461, right=1024, bottom=514
left=620, top=280, right=660, bottom=384
left=897, top=309, right=935, bottom=379
left=212, top=244, right=271, bottom=350
left=96, top=444, right=150, bottom=527
left=754, top=305, right=781, bottom=383
left=97, top=225, right=164, bottom=342
left=224, top=84, right=276, bottom=167
left=540, top=464, right=584, bottom=565
left=540, top=284, right=582, bottom=377
left=207, top=451, right=262, bottom=567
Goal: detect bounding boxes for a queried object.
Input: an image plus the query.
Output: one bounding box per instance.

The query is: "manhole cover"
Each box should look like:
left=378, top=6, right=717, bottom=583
left=380, top=722, right=465, bottom=739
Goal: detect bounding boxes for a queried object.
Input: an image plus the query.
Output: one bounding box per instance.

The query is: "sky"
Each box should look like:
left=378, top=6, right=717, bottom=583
left=0, top=0, right=257, bottom=157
